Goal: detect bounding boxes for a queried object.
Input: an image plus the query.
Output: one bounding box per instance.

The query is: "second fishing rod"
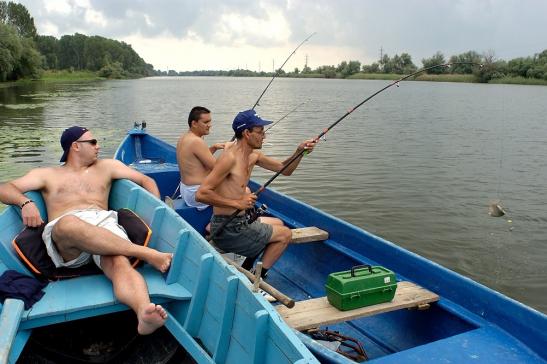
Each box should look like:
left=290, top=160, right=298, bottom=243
left=208, top=62, right=482, bottom=242
left=229, top=32, right=316, bottom=142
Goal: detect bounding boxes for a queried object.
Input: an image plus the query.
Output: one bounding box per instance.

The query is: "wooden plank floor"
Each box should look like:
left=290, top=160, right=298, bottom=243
left=276, top=281, right=439, bottom=331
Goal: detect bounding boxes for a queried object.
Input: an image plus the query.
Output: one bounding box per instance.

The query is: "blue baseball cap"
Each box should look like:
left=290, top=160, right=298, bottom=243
left=232, top=110, right=272, bottom=133
left=60, top=126, right=88, bottom=162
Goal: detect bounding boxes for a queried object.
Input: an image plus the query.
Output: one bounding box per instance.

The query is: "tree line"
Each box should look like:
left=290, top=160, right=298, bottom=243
left=170, top=49, right=547, bottom=84
left=1, top=1, right=153, bottom=81
left=2, top=1, right=546, bottom=84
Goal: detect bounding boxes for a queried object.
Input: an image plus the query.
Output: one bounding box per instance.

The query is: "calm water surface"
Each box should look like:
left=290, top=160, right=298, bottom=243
left=1, top=77, right=546, bottom=313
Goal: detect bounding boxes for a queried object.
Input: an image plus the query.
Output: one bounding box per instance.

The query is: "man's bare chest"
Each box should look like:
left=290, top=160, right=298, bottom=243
left=46, top=173, right=109, bottom=197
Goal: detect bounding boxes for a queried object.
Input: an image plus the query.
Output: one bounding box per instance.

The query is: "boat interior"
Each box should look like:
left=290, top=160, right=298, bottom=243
left=116, top=131, right=546, bottom=363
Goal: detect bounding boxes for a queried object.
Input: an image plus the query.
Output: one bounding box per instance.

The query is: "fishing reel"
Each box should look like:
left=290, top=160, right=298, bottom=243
left=246, top=204, right=268, bottom=224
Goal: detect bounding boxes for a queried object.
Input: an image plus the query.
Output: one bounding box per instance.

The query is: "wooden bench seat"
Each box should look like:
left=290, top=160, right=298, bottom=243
left=276, top=281, right=439, bottom=331
left=18, top=266, right=191, bottom=330
left=290, top=227, right=329, bottom=243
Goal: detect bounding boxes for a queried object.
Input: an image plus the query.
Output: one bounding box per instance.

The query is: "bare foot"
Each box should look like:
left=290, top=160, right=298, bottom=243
left=137, top=303, right=168, bottom=335
left=148, top=251, right=173, bottom=273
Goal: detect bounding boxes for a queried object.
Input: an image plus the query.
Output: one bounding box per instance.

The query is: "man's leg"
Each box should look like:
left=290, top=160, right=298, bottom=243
left=261, top=225, right=291, bottom=269
left=101, top=255, right=167, bottom=335
left=259, top=216, right=284, bottom=226
left=52, top=215, right=172, bottom=272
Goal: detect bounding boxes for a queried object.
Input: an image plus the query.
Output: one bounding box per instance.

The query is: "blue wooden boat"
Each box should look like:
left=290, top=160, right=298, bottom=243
left=114, top=124, right=546, bottom=363
left=0, top=178, right=317, bottom=362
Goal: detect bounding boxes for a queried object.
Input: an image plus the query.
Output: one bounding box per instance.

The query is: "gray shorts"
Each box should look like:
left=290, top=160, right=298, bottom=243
left=210, top=215, right=273, bottom=257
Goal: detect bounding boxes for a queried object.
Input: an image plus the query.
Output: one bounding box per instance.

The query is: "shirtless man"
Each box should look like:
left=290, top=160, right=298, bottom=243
left=196, top=110, right=316, bottom=277
left=0, top=126, right=172, bottom=335
left=176, top=106, right=224, bottom=210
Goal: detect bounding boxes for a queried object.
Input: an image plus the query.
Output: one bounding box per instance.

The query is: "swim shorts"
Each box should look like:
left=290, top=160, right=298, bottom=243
left=42, top=209, right=130, bottom=269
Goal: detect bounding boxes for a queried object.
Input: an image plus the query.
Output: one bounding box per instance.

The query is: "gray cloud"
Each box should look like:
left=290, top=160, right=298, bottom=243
left=17, top=0, right=547, bottom=64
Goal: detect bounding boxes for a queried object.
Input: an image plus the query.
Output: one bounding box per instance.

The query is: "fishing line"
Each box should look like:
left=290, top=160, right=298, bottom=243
left=230, top=33, right=316, bottom=141
left=209, top=62, right=482, bottom=241
left=251, top=33, right=316, bottom=110
left=265, top=99, right=310, bottom=134
left=488, top=89, right=510, bottom=221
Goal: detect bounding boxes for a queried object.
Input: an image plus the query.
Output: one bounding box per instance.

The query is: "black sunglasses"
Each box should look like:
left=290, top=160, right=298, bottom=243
left=76, top=139, right=98, bottom=145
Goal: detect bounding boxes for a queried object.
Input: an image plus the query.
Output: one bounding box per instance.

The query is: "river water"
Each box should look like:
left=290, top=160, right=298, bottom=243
left=1, top=77, right=546, bottom=313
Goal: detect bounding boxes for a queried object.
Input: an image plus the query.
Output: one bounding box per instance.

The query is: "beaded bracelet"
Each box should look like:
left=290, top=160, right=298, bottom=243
left=20, top=199, right=34, bottom=208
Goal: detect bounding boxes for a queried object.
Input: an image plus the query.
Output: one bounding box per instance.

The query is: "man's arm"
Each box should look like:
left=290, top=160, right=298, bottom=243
left=107, top=160, right=160, bottom=198
left=256, top=139, right=317, bottom=176
left=192, top=139, right=218, bottom=171
left=208, top=142, right=225, bottom=155
left=196, top=153, right=255, bottom=211
left=0, top=168, right=48, bottom=226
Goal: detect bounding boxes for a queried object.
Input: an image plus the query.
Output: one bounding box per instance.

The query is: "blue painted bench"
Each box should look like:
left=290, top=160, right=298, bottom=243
left=170, top=197, right=212, bottom=235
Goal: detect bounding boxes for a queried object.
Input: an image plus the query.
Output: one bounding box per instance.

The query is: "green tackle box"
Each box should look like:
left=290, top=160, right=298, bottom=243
left=325, top=265, right=397, bottom=311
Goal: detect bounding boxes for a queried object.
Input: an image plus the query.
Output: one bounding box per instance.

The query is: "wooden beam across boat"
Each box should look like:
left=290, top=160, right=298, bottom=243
left=276, top=281, right=439, bottom=331
left=290, top=227, right=329, bottom=243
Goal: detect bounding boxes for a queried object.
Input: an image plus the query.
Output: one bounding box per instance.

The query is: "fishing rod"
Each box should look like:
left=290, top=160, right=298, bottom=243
left=208, top=61, right=482, bottom=242
left=252, top=32, right=316, bottom=110
left=229, top=33, right=316, bottom=142
left=264, top=99, right=310, bottom=133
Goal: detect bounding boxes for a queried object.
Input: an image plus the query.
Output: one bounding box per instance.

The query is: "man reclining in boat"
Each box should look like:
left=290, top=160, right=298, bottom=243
left=196, top=110, right=316, bottom=278
left=0, top=126, right=172, bottom=335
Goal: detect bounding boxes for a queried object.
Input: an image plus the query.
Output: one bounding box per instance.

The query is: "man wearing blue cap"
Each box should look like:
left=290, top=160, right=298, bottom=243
left=196, top=110, right=316, bottom=277
left=0, top=126, right=172, bottom=335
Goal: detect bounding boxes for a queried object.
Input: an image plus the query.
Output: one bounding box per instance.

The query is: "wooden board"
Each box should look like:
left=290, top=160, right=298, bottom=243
left=290, top=227, right=329, bottom=244
left=276, top=281, right=439, bottom=331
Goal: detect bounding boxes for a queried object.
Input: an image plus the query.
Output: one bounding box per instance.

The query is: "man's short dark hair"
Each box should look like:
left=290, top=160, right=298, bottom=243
left=188, top=106, right=210, bottom=127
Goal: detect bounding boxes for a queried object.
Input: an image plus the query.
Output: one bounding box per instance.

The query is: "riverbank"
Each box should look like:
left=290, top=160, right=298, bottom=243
left=174, top=72, right=547, bottom=85
left=5, top=70, right=105, bottom=83
left=39, top=70, right=104, bottom=81
left=337, top=72, right=547, bottom=85
left=4, top=70, right=547, bottom=86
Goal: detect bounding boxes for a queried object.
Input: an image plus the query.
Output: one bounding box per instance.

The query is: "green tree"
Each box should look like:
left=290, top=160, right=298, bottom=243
left=36, top=35, right=60, bottom=69
left=98, top=61, right=124, bottom=79
left=0, top=22, right=21, bottom=81
left=422, top=52, right=447, bottom=74
left=58, top=33, right=87, bottom=70
left=13, top=35, right=42, bottom=78
left=315, top=65, right=336, bottom=78
left=384, top=53, right=417, bottom=74
left=0, top=1, right=7, bottom=23
left=1, top=1, right=36, bottom=38
left=379, top=54, right=390, bottom=72
left=474, top=51, right=497, bottom=83
left=362, top=62, right=380, bottom=73
left=336, top=60, right=361, bottom=77
left=506, top=57, right=534, bottom=78
left=0, top=22, right=40, bottom=80
left=448, top=51, right=482, bottom=74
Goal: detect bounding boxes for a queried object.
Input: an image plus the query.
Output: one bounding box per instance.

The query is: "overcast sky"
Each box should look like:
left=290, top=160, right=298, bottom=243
left=16, top=0, right=547, bottom=72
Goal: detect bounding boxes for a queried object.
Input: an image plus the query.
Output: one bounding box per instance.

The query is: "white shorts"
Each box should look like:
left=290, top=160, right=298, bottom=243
left=42, top=209, right=129, bottom=269
left=180, top=181, right=209, bottom=211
